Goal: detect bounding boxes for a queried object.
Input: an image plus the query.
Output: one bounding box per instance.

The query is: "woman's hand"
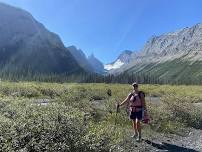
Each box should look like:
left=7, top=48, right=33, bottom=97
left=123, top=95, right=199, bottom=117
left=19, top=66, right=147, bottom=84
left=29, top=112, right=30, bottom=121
left=143, top=109, right=148, bottom=116
left=116, top=102, right=120, bottom=109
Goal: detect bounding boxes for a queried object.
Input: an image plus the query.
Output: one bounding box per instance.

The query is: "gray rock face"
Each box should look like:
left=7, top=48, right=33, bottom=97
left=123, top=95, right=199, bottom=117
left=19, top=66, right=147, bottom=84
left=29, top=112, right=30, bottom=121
left=0, top=3, right=64, bottom=51
left=67, top=46, right=94, bottom=72
left=139, top=23, right=202, bottom=62
left=110, top=23, right=202, bottom=75
left=0, top=2, right=83, bottom=75
left=88, top=54, right=104, bottom=74
left=116, top=50, right=133, bottom=64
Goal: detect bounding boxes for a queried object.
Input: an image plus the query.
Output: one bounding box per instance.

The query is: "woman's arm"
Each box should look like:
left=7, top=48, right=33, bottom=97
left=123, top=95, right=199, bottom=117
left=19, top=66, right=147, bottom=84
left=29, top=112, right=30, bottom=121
left=119, top=93, right=131, bottom=106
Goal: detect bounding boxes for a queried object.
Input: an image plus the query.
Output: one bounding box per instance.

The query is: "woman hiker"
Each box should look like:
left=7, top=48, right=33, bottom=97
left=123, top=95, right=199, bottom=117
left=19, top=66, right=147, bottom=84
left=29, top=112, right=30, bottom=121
left=117, top=82, right=148, bottom=142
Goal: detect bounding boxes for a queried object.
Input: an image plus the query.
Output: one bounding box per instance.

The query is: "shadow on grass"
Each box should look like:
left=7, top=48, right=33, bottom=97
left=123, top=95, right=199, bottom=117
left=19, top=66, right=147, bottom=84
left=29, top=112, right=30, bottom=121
left=144, top=139, right=198, bottom=152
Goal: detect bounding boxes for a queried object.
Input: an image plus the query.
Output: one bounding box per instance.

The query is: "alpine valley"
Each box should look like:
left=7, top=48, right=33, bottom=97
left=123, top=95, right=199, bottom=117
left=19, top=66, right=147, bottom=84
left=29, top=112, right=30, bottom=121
left=1, top=2, right=202, bottom=84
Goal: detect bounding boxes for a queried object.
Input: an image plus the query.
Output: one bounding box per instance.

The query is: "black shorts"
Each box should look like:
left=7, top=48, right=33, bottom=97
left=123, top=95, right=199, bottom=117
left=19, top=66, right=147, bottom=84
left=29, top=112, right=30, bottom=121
left=130, top=111, right=143, bottom=120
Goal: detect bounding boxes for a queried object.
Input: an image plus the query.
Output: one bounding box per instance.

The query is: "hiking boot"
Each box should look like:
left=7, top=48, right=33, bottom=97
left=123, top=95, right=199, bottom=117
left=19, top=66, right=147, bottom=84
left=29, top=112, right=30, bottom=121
left=131, top=134, right=138, bottom=138
left=136, top=136, right=142, bottom=142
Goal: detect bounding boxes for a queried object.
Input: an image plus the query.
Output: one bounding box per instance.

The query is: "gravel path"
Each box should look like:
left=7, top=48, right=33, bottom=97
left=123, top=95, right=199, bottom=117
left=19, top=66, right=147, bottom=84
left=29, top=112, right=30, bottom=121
left=179, top=128, right=202, bottom=152
left=118, top=128, right=202, bottom=152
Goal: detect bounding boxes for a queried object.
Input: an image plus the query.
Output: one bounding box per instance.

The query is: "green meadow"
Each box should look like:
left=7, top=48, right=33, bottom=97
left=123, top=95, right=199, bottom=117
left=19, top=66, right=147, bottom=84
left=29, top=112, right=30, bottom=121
left=0, top=82, right=201, bottom=151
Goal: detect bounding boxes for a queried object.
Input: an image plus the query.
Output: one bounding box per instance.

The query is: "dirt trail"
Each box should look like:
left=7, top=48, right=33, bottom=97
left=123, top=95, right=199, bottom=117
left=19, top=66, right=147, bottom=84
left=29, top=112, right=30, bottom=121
left=118, top=128, right=202, bottom=152
left=179, top=128, right=202, bottom=152
left=147, top=128, right=202, bottom=152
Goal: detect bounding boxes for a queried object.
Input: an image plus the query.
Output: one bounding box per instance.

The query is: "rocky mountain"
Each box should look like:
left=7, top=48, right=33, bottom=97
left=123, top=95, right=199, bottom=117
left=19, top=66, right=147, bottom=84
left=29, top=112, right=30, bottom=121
left=88, top=54, right=104, bottom=74
left=138, top=23, right=202, bottom=63
left=104, top=50, right=133, bottom=71
left=109, top=23, right=202, bottom=83
left=67, top=46, right=94, bottom=72
left=0, top=2, right=84, bottom=78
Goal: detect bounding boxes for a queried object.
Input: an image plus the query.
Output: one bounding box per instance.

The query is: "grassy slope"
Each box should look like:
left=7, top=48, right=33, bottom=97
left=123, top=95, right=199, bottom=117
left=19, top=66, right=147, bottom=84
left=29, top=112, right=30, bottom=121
left=0, top=82, right=201, bottom=151
left=126, top=59, right=202, bottom=84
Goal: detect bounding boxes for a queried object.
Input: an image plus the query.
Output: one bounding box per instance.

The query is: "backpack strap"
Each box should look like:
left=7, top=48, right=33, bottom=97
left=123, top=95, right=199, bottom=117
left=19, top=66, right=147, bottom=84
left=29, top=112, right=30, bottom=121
left=138, top=91, right=145, bottom=98
left=128, top=92, right=133, bottom=98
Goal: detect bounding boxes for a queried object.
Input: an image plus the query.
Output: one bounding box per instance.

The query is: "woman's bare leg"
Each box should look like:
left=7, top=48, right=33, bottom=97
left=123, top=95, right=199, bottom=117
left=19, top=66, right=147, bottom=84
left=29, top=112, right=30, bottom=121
left=132, top=120, right=138, bottom=136
left=136, top=119, right=141, bottom=139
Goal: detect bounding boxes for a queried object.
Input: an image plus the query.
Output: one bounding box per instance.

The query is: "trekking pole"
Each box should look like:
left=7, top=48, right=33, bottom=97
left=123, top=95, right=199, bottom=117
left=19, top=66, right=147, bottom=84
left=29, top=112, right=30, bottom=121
left=114, top=99, right=120, bottom=125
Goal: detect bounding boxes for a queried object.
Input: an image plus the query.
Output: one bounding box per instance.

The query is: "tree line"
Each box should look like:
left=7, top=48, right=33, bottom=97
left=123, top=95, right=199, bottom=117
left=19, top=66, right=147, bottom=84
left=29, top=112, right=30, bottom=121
left=1, top=70, right=202, bottom=85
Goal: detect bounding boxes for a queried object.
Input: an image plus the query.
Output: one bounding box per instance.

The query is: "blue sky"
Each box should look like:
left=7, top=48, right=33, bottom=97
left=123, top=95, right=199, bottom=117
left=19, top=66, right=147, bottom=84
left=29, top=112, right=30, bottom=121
left=1, top=0, right=202, bottom=63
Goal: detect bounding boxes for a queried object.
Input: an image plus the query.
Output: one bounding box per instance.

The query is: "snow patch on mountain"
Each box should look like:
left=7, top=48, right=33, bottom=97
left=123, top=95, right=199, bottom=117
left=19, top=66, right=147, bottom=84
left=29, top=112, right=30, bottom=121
left=104, top=59, right=124, bottom=70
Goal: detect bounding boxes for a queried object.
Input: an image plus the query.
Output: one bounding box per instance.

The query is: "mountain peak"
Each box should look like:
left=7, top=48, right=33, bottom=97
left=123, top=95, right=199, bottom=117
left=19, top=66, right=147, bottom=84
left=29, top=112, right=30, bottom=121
left=118, top=50, right=133, bottom=62
left=104, top=50, right=133, bottom=71
left=89, top=53, right=95, bottom=58
left=67, top=46, right=94, bottom=72
left=88, top=54, right=104, bottom=74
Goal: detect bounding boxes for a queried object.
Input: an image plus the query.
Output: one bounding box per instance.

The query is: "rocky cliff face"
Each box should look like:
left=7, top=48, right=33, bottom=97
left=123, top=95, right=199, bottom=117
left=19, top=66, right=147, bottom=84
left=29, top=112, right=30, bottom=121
left=117, top=50, right=133, bottom=63
left=137, top=23, right=202, bottom=63
left=141, top=24, right=202, bottom=56
left=88, top=54, right=104, bottom=74
left=0, top=2, right=84, bottom=76
left=67, top=46, right=94, bottom=72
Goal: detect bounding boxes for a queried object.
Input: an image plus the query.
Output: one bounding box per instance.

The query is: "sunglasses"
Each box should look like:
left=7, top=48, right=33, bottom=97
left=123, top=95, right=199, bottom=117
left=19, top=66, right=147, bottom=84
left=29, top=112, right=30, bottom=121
left=133, top=85, right=138, bottom=87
